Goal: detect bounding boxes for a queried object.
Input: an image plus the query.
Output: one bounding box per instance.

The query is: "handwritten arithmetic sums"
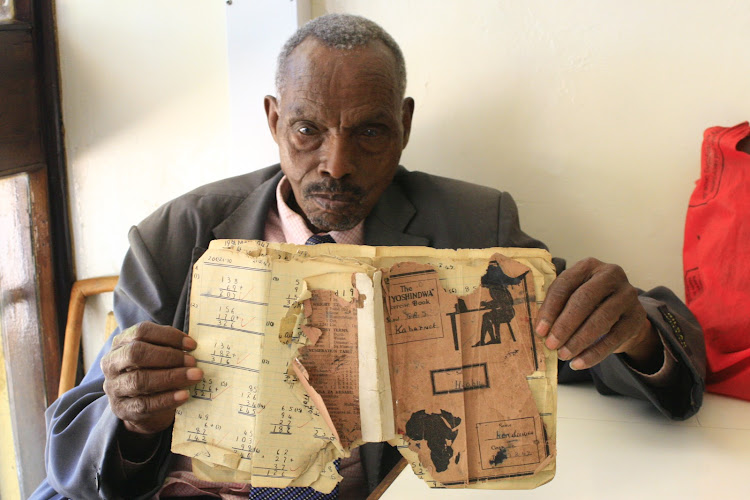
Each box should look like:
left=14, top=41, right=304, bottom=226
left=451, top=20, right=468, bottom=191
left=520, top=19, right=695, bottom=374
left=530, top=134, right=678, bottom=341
left=301, top=393, right=322, bottom=419
left=279, top=277, right=300, bottom=309
left=197, top=286, right=267, bottom=336
left=218, top=275, right=243, bottom=299
left=270, top=406, right=296, bottom=435
left=264, top=449, right=290, bottom=478
left=238, top=384, right=263, bottom=417
left=215, top=304, right=237, bottom=328
left=192, top=376, right=229, bottom=401
left=209, top=340, right=235, bottom=365
left=186, top=413, right=221, bottom=443
left=233, top=430, right=256, bottom=460
left=174, top=249, right=350, bottom=490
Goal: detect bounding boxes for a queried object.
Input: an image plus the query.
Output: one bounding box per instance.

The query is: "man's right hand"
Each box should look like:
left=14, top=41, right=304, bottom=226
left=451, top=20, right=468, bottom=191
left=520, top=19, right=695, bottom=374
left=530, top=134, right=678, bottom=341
left=101, top=322, right=203, bottom=436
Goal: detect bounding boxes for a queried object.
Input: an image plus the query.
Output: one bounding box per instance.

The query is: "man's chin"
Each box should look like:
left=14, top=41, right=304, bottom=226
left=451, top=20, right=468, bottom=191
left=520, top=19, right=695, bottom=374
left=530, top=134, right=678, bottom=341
left=307, top=212, right=363, bottom=233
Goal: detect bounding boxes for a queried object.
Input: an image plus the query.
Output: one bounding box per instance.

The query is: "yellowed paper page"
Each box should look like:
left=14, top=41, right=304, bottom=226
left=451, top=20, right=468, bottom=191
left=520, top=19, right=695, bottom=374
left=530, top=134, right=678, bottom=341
left=172, top=241, right=556, bottom=491
left=172, top=248, right=373, bottom=491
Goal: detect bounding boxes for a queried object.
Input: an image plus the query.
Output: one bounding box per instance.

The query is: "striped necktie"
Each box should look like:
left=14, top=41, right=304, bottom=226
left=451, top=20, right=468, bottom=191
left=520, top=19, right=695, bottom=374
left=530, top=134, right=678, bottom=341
left=305, top=234, right=336, bottom=245
left=249, top=232, right=339, bottom=498
left=248, top=479, right=339, bottom=499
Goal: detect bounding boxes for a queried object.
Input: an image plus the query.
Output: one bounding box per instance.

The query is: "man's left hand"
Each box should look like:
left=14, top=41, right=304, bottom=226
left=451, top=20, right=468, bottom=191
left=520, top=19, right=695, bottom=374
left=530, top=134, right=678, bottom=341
left=535, top=258, right=663, bottom=372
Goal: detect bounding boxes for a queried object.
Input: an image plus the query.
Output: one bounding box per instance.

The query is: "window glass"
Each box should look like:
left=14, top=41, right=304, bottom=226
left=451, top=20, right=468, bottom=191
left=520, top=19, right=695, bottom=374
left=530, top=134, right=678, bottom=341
left=0, top=1, right=13, bottom=22
left=0, top=172, right=50, bottom=496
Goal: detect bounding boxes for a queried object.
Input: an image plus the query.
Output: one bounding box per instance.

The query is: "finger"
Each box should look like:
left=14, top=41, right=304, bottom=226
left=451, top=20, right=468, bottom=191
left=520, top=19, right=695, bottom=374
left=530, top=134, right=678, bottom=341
left=102, top=339, right=196, bottom=377
left=112, top=322, right=197, bottom=351
left=544, top=269, right=621, bottom=350
left=536, top=259, right=598, bottom=337
left=568, top=310, right=645, bottom=370
left=104, top=366, right=204, bottom=398
left=113, top=390, right=192, bottom=433
left=555, top=286, right=635, bottom=359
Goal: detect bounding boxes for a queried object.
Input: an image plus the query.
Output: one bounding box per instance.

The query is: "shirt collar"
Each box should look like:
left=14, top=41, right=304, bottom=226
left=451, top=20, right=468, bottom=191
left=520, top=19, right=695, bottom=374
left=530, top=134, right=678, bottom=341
left=275, top=176, right=364, bottom=245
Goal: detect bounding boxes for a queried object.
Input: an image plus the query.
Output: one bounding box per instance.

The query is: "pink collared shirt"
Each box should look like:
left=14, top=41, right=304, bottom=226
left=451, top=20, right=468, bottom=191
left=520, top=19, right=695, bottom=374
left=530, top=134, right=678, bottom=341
left=264, top=176, right=364, bottom=245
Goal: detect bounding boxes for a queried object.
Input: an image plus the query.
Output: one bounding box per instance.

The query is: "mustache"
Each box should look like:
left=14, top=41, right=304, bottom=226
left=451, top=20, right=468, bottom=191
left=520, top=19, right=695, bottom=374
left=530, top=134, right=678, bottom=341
left=302, top=180, right=365, bottom=198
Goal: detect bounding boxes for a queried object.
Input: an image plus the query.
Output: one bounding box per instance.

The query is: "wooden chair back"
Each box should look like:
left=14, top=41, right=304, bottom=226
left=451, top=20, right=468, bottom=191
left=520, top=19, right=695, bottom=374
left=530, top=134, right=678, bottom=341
left=58, top=276, right=119, bottom=395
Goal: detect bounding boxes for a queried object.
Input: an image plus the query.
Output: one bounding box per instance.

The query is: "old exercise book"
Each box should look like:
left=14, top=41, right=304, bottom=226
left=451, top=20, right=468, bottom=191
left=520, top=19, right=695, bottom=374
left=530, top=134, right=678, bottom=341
left=171, top=240, right=557, bottom=492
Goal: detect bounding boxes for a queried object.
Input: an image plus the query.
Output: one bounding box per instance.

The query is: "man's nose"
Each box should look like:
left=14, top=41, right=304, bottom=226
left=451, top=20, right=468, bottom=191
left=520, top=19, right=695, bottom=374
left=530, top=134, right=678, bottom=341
left=320, top=133, right=356, bottom=179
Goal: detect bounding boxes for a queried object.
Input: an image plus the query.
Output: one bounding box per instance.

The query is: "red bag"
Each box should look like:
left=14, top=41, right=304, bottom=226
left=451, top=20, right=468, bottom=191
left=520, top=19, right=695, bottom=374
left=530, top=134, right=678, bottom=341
left=684, top=122, right=750, bottom=400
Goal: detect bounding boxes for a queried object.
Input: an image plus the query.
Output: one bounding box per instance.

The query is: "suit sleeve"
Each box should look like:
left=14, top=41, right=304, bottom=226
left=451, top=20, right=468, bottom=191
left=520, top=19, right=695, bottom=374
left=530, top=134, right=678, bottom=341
left=497, top=191, right=706, bottom=420
left=36, top=225, right=185, bottom=500
left=35, top=174, right=272, bottom=499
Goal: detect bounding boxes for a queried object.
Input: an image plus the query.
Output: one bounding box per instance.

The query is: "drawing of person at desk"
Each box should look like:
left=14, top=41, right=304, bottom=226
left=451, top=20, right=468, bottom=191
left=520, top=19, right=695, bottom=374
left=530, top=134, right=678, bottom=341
left=449, top=260, right=531, bottom=350
left=475, top=261, right=529, bottom=347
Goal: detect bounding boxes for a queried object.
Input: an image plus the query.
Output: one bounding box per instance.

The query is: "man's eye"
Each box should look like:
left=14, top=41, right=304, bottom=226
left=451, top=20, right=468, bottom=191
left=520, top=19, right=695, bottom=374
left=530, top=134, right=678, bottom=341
left=298, top=126, right=314, bottom=135
left=361, top=128, right=380, bottom=137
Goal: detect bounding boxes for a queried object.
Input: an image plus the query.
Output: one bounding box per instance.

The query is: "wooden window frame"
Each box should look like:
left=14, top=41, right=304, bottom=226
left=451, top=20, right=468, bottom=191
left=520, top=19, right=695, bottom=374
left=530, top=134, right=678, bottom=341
left=1, top=0, right=74, bottom=495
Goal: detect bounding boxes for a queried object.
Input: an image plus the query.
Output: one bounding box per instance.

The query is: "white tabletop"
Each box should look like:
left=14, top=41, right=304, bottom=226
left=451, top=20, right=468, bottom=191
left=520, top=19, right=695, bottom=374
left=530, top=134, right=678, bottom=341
left=381, top=385, right=750, bottom=500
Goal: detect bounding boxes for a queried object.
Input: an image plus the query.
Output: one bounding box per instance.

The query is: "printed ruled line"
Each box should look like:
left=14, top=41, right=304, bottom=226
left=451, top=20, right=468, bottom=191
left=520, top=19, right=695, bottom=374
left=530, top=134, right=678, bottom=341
left=441, top=470, right=535, bottom=484
left=196, top=358, right=260, bottom=373
left=196, top=322, right=264, bottom=336
left=204, top=262, right=271, bottom=272
left=199, top=294, right=268, bottom=306
left=389, top=269, right=437, bottom=279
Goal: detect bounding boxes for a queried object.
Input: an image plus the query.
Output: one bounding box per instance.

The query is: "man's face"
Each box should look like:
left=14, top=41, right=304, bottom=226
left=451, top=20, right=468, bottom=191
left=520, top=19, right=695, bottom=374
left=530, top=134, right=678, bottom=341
left=265, top=38, right=414, bottom=232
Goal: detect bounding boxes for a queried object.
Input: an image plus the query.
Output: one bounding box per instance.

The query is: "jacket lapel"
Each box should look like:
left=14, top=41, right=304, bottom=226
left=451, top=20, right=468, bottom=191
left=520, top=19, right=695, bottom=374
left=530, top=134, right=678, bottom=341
left=188, top=170, right=282, bottom=331
left=212, top=169, right=284, bottom=240
left=364, top=169, right=429, bottom=247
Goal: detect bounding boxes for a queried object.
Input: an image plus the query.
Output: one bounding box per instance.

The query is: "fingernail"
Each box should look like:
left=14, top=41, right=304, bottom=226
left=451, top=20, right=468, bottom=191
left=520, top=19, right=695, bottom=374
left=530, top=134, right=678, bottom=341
left=535, top=319, right=550, bottom=337
left=184, top=354, right=196, bottom=367
left=570, top=358, right=585, bottom=371
left=545, top=335, right=559, bottom=350
left=558, top=347, right=571, bottom=360
left=182, top=336, right=197, bottom=350
left=186, top=368, right=203, bottom=381
left=174, top=390, right=190, bottom=402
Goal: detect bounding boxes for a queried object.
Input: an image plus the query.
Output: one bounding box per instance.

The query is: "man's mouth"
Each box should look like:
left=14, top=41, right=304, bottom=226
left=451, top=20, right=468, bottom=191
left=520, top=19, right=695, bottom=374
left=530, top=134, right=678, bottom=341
left=303, top=182, right=364, bottom=212
left=308, top=192, right=360, bottom=210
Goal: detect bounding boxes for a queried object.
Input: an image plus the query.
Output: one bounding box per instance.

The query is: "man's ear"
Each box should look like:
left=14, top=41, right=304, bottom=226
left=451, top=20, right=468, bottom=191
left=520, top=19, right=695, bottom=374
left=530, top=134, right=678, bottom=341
left=401, top=97, right=415, bottom=149
left=264, top=95, right=280, bottom=144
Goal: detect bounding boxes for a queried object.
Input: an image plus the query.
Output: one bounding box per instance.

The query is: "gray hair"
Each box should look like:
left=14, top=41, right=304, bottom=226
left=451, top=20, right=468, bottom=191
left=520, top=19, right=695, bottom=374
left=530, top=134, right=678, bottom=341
left=275, top=13, right=407, bottom=98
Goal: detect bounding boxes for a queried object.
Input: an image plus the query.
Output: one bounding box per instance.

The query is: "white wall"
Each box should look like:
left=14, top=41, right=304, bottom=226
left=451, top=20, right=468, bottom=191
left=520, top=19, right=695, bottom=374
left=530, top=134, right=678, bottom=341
left=226, top=0, right=298, bottom=173
left=57, top=1, right=302, bottom=370
left=58, top=1, right=750, bottom=369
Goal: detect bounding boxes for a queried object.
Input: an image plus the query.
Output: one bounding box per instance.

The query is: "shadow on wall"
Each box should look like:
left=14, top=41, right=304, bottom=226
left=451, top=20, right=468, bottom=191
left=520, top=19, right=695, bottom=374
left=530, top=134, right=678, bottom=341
left=56, top=4, right=227, bottom=155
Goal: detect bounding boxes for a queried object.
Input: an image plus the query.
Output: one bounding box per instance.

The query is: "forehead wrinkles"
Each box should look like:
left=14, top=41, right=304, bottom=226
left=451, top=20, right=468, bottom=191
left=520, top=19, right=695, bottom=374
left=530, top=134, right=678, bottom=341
left=281, top=88, right=400, bottom=132
left=280, top=41, right=401, bottom=112
left=284, top=77, right=400, bottom=125
left=298, top=76, right=397, bottom=106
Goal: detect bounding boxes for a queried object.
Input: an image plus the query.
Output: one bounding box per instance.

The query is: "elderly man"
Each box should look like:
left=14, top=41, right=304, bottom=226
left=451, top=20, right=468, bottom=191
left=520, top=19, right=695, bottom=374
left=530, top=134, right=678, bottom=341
left=33, top=13, right=704, bottom=500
